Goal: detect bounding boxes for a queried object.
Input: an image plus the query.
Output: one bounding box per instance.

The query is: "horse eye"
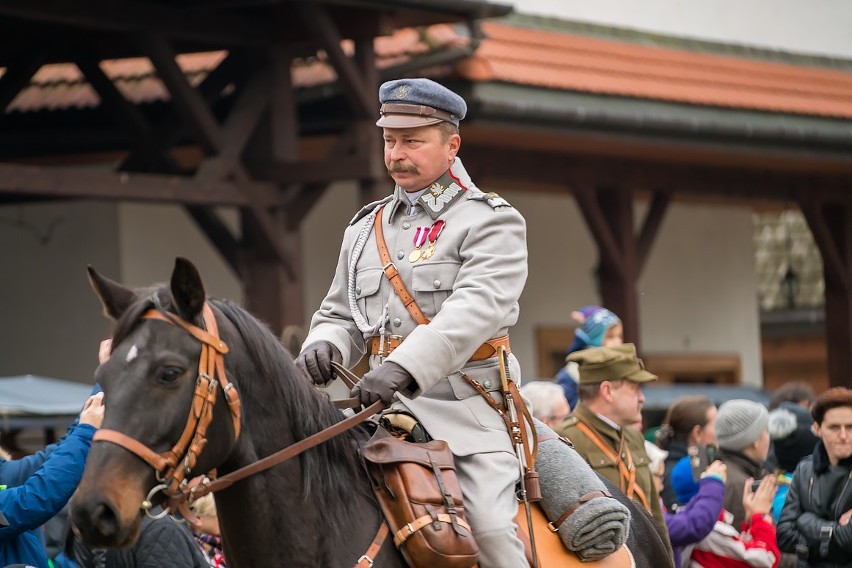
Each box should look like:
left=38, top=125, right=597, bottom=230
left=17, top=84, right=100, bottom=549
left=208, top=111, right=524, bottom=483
left=160, top=367, right=184, bottom=383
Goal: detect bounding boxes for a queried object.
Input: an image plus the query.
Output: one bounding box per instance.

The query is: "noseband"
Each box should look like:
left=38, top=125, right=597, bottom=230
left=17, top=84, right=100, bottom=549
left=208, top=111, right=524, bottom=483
left=93, top=303, right=242, bottom=514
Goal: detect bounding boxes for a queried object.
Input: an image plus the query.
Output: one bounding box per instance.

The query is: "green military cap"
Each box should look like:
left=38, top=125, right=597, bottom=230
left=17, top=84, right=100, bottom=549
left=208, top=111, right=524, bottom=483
left=567, top=343, right=657, bottom=384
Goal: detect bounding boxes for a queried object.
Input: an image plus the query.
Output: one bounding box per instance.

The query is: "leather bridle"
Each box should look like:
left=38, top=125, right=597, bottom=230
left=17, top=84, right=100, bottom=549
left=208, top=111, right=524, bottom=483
left=92, top=302, right=242, bottom=517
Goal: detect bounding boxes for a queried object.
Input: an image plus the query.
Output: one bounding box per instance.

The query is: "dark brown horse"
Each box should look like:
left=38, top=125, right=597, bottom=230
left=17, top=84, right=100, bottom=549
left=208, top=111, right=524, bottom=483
left=71, top=258, right=405, bottom=567
left=71, top=258, right=668, bottom=568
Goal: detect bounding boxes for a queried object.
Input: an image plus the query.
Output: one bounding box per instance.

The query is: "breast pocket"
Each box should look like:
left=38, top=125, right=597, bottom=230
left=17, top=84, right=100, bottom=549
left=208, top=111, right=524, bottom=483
left=355, top=267, right=383, bottom=326
left=412, top=261, right=460, bottom=316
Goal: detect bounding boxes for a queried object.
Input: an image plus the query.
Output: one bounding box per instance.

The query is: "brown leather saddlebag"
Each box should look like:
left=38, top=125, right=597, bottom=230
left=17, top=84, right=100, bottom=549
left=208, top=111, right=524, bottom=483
left=361, top=433, right=479, bottom=568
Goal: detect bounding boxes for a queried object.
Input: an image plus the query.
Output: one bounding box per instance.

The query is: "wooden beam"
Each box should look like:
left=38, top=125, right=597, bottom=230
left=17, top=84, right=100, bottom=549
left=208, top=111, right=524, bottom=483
left=295, top=2, right=373, bottom=118
left=800, top=196, right=849, bottom=292
left=140, top=32, right=223, bottom=155
left=262, top=155, right=375, bottom=185
left=572, top=186, right=627, bottom=280
left=636, top=190, right=671, bottom=275
left=0, top=162, right=280, bottom=207
left=0, top=0, right=271, bottom=46
left=185, top=206, right=240, bottom=272
left=73, top=50, right=179, bottom=172
left=0, top=53, right=44, bottom=112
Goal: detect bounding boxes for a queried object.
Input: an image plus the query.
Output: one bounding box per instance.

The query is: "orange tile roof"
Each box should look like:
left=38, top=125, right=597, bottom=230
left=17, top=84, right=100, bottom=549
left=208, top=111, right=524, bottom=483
left=4, top=21, right=852, bottom=120
left=459, top=22, right=852, bottom=119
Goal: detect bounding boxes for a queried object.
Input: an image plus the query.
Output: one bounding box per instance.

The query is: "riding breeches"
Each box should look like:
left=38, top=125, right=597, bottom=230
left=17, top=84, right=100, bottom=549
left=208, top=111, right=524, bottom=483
left=455, top=450, right=528, bottom=568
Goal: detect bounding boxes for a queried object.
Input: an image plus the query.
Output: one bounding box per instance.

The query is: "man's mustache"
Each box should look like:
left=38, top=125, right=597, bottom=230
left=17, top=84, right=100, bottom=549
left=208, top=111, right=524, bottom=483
left=388, top=162, right=418, bottom=174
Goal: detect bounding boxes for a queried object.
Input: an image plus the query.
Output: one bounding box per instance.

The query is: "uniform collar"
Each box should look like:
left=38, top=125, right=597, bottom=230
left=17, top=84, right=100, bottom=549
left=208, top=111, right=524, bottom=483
left=388, top=158, right=476, bottom=220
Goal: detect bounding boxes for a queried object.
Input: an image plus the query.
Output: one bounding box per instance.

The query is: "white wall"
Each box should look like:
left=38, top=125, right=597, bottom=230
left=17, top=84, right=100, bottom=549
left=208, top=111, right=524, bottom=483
left=512, top=0, right=852, bottom=59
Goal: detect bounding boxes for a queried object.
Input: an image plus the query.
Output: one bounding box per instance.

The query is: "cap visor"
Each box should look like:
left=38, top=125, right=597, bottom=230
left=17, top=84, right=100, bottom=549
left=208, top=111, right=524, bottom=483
left=376, top=115, right=445, bottom=128
left=626, top=369, right=658, bottom=383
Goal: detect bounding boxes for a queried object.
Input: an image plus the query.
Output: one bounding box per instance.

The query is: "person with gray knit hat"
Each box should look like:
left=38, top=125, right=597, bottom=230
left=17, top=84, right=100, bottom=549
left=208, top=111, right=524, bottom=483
left=714, top=399, right=772, bottom=528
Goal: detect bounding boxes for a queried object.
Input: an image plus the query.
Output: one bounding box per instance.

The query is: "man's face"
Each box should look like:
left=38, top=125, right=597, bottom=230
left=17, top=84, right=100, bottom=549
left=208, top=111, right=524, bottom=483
left=383, top=125, right=460, bottom=192
left=605, top=379, right=646, bottom=427
left=815, top=406, right=852, bottom=465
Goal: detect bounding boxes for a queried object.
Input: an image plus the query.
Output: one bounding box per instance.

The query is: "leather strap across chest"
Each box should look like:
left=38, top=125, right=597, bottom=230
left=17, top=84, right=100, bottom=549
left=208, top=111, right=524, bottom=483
left=574, top=415, right=650, bottom=512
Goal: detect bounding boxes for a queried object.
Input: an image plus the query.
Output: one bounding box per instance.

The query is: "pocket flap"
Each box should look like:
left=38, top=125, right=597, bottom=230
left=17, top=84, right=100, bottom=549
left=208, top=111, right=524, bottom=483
left=411, top=261, right=460, bottom=292
left=355, top=267, right=383, bottom=299
left=362, top=437, right=456, bottom=469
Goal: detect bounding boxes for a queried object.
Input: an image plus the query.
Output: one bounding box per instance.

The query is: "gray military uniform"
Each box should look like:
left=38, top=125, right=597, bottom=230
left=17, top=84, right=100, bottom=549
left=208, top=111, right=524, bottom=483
left=303, top=157, right=529, bottom=567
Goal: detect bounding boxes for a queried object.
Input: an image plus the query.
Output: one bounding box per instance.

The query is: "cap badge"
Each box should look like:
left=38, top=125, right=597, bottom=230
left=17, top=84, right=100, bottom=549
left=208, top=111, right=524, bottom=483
left=395, top=85, right=411, bottom=100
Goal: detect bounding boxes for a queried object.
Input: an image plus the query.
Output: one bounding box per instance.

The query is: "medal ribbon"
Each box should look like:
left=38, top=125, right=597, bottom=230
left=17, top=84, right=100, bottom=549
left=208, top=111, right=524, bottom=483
left=412, top=226, right=429, bottom=249
left=427, top=220, right=445, bottom=244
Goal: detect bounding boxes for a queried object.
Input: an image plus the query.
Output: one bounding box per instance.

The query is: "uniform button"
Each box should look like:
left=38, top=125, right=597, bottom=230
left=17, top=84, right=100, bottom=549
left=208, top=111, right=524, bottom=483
left=402, top=221, right=411, bottom=230
left=599, top=460, right=606, bottom=465
left=356, top=286, right=361, bottom=295
left=433, top=279, right=441, bottom=288
left=393, top=318, right=402, bottom=327
left=397, top=251, right=404, bottom=260
left=621, top=453, right=627, bottom=459
left=483, top=379, right=492, bottom=389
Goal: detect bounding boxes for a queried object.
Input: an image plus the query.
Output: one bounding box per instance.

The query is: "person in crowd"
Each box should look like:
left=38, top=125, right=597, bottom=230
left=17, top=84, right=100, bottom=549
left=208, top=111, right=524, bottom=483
left=70, top=507, right=209, bottom=568
left=554, top=305, right=622, bottom=410
left=293, top=77, right=530, bottom=566
left=769, top=381, right=816, bottom=411
left=554, top=343, right=671, bottom=550
left=767, top=402, right=818, bottom=521
left=520, top=381, right=571, bottom=429
left=777, top=387, right=852, bottom=566
left=686, top=475, right=780, bottom=567
left=655, top=395, right=718, bottom=511
left=0, top=393, right=104, bottom=568
left=188, top=494, right=226, bottom=568
left=656, top=447, right=726, bottom=568
left=714, top=399, right=772, bottom=528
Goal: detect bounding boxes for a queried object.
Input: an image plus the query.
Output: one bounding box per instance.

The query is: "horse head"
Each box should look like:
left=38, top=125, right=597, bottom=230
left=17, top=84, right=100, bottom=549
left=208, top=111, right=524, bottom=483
left=71, top=258, right=240, bottom=548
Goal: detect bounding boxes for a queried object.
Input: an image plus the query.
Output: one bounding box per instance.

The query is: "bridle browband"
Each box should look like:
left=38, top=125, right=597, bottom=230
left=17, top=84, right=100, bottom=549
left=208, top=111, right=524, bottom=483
left=92, top=302, right=242, bottom=517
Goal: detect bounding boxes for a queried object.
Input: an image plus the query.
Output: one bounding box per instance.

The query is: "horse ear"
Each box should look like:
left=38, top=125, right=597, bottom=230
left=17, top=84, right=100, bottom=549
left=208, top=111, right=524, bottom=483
left=170, top=257, right=206, bottom=321
left=87, top=266, right=137, bottom=320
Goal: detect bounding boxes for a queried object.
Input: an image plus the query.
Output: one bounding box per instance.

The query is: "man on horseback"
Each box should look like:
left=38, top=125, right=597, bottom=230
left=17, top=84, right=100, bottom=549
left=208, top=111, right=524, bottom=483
left=295, top=77, right=529, bottom=567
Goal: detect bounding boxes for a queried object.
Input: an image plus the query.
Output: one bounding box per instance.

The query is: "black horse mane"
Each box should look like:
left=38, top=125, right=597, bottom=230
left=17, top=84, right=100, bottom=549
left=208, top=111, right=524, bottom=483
left=110, top=288, right=372, bottom=532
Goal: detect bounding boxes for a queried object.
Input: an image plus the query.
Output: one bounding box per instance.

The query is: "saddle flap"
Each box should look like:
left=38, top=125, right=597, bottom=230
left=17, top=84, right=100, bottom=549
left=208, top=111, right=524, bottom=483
left=362, top=436, right=456, bottom=469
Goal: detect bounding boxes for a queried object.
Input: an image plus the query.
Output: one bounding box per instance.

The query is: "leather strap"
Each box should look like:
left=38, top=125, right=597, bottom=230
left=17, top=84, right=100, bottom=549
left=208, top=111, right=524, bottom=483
left=380, top=102, right=457, bottom=124
left=574, top=416, right=650, bottom=512
left=356, top=522, right=389, bottom=567
left=373, top=206, right=429, bottom=325
left=369, top=334, right=510, bottom=361
left=186, top=400, right=384, bottom=499
left=547, top=490, right=613, bottom=532
left=392, top=513, right=473, bottom=547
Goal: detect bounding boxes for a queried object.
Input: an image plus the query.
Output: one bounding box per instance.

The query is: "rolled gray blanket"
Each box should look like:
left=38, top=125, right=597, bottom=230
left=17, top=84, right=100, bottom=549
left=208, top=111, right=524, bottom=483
left=533, top=418, right=631, bottom=561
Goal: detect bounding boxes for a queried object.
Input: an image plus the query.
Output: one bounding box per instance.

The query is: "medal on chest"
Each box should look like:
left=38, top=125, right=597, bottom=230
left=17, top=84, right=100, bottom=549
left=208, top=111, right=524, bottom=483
left=409, top=220, right=445, bottom=263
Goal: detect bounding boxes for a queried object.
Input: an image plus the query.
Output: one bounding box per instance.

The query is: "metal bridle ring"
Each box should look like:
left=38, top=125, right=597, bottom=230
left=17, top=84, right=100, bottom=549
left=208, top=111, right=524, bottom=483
left=141, top=483, right=171, bottom=519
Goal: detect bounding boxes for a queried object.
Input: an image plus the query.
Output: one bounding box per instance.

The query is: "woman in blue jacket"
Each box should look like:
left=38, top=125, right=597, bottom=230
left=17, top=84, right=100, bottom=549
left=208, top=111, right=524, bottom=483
left=0, top=393, right=103, bottom=568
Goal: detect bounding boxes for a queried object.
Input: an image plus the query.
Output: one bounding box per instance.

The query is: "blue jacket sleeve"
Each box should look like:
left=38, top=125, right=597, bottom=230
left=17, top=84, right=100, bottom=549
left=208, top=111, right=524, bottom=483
left=0, top=384, right=99, bottom=488
left=664, top=476, right=725, bottom=547
left=0, top=424, right=96, bottom=538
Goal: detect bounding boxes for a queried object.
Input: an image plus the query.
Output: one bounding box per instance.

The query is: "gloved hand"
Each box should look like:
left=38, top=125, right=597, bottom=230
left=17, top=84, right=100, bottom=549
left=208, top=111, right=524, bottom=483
left=294, top=341, right=341, bottom=386
left=352, top=362, right=415, bottom=406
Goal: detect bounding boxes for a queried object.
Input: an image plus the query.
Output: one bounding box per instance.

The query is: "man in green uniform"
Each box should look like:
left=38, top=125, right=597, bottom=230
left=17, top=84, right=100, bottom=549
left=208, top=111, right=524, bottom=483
left=555, top=343, right=671, bottom=547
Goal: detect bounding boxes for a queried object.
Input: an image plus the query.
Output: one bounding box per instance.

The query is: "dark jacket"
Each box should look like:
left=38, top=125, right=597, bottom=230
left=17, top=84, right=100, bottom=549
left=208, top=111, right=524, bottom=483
left=777, top=442, right=852, bottom=567
left=73, top=512, right=208, bottom=568
left=717, top=448, right=768, bottom=528
left=664, top=475, right=725, bottom=568
left=0, top=424, right=96, bottom=568
left=661, top=441, right=689, bottom=511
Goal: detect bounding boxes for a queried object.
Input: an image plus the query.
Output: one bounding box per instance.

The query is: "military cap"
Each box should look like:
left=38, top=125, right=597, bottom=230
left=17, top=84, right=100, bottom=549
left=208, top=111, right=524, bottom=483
left=567, top=343, right=657, bottom=384
left=376, top=78, right=467, bottom=128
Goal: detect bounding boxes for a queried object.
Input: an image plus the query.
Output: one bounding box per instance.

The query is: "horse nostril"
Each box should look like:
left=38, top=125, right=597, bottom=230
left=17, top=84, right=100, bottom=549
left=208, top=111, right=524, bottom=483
left=72, top=499, right=121, bottom=545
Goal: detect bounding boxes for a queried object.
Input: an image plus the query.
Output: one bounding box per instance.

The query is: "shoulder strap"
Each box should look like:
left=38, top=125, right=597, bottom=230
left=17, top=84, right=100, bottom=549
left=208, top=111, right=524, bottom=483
left=574, top=415, right=650, bottom=512
left=373, top=206, right=430, bottom=325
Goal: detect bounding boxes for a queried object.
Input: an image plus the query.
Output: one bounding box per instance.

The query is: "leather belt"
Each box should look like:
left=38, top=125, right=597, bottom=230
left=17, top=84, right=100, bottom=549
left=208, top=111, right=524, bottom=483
left=369, top=335, right=510, bottom=361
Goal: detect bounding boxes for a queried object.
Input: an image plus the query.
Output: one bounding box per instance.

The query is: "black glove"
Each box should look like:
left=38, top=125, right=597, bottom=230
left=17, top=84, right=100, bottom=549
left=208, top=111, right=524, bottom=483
left=351, top=362, right=415, bottom=406
left=294, top=341, right=341, bottom=386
